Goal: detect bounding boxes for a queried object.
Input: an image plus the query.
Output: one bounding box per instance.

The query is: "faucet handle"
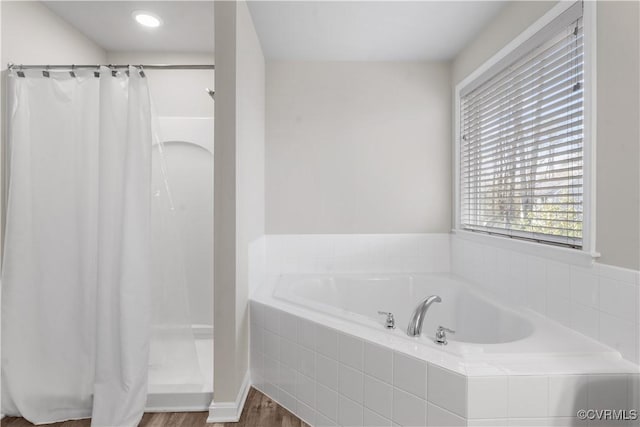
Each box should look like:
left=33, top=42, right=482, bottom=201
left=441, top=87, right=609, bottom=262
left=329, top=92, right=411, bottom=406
left=434, top=326, right=455, bottom=345
left=377, top=311, right=396, bottom=329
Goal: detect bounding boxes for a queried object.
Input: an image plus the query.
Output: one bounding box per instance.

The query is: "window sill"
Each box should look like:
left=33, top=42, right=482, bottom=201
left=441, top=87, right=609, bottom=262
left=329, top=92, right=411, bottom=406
left=451, top=229, right=600, bottom=267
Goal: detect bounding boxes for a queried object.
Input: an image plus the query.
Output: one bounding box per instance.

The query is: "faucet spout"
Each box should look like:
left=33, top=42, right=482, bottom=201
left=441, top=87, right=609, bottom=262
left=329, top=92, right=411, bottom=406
left=406, top=295, right=441, bottom=337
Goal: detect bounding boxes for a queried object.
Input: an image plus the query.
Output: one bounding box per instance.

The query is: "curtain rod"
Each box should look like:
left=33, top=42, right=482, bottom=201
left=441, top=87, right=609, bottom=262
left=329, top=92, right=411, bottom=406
left=7, top=63, right=214, bottom=70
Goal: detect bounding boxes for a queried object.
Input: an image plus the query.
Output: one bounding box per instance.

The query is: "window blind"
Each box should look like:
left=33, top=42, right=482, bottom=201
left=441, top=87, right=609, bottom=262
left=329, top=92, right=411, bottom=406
left=460, top=4, right=584, bottom=248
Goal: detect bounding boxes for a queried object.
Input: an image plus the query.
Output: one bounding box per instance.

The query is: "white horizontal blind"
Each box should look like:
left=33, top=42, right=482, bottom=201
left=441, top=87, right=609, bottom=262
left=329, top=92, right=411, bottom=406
left=460, top=8, right=584, bottom=248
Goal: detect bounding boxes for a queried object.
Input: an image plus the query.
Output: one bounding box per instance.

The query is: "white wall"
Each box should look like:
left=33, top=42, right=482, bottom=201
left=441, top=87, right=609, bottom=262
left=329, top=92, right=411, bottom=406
left=235, top=0, right=266, bottom=404
left=106, top=52, right=214, bottom=118
left=213, top=0, right=238, bottom=405
left=452, top=1, right=640, bottom=270
left=595, top=1, right=640, bottom=271
left=213, top=0, right=265, bottom=409
left=1, top=1, right=106, bottom=66
left=1, top=0, right=107, bottom=260
left=266, top=61, right=451, bottom=234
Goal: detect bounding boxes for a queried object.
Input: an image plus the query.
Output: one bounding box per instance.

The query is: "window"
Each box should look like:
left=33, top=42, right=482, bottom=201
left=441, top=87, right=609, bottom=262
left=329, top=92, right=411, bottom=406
left=459, top=2, right=585, bottom=248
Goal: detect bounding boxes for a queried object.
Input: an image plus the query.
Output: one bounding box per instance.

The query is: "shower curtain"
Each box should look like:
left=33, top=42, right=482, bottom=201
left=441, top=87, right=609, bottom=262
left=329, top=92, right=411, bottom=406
left=2, top=67, right=152, bottom=426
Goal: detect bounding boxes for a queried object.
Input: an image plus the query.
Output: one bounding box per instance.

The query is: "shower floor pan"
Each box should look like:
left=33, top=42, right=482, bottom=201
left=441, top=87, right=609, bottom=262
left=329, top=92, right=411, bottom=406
left=146, top=324, right=213, bottom=412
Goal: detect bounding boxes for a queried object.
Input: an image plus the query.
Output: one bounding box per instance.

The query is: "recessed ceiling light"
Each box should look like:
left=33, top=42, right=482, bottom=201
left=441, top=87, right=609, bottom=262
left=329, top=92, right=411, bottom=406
left=133, top=11, right=162, bottom=28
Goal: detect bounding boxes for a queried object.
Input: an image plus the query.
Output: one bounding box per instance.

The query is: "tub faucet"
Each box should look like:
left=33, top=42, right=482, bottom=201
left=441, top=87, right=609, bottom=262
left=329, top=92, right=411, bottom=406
left=406, top=295, right=441, bottom=337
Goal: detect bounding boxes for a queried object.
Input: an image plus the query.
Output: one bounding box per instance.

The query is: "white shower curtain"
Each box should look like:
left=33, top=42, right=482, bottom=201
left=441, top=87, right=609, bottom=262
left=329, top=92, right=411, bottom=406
left=2, top=67, right=152, bottom=426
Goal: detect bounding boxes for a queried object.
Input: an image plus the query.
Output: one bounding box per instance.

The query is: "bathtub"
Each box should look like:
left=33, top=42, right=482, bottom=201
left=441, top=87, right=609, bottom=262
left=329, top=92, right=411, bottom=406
left=274, top=273, right=535, bottom=353
left=267, top=273, right=633, bottom=366
left=250, top=273, right=639, bottom=426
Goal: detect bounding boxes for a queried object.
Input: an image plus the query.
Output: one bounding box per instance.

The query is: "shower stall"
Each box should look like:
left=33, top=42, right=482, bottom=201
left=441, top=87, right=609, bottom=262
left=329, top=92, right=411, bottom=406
left=1, top=62, right=215, bottom=425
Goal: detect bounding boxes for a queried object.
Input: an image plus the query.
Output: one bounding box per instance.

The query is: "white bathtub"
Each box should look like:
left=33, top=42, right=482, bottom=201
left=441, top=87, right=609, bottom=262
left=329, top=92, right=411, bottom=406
left=250, top=273, right=639, bottom=426
left=255, top=273, right=638, bottom=375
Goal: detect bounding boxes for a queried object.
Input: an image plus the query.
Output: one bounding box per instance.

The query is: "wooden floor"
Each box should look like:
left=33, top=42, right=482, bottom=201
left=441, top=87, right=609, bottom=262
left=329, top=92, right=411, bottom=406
left=1, top=388, right=310, bottom=427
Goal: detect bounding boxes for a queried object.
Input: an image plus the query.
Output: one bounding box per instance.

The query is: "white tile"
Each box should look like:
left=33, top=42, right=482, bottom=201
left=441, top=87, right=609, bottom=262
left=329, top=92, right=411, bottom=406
left=280, top=312, right=299, bottom=341
left=264, top=355, right=279, bottom=386
left=298, top=317, right=316, bottom=350
left=468, top=419, right=509, bottom=426
left=599, top=277, right=639, bottom=323
left=279, top=389, right=297, bottom=414
left=339, top=364, right=364, bottom=404
left=526, top=256, right=548, bottom=314
left=587, top=375, right=630, bottom=411
left=317, top=354, right=338, bottom=390
left=315, top=411, right=338, bottom=427
left=298, top=345, right=316, bottom=379
left=316, top=325, right=338, bottom=359
left=264, top=305, right=280, bottom=334
left=251, top=353, right=264, bottom=383
left=547, top=296, right=572, bottom=327
left=392, top=388, right=426, bottom=427
left=598, top=263, right=639, bottom=285
left=547, top=261, right=572, bottom=300
left=280, top=363, right=297, bottom=397
left=508, top=376, right=548, bottom=418
left=250, top=302, right=265, bottom=328
left=507, top=418, right=554, bottom=427
left=264, top=330, right=280, bottom=360
left=364, top=408, right=392, bottom=427
left=280, top=337, right=299, bottom=368
left=364, top=342, right=393, bottom=384
left=427, top=403, right=466, bottom=427
left=393, top=352, right=427, bottom=399
left=384, top=235, right=420, bottom=258
left=250, top=324, right=264, bottom=360
left=508, top=251, right=528, bottom=280
left=571, top=266, right=599, bottom=309
left=629, top=374, right=639, bottom=411
left=297, top=401, right=316, bottom=426
left=545, top=417, right=588, bottom=426
left=427, top=363, right=467, bottom=417
left=297, top=372, right=316, bottom=408
left=570, top=303, right=599, bottom=339
left=548, top=375, right=588, bottom=417
left=338, top=395, right=364, bottom=427
left=339, top=333, right=364, bottom=370
left=263, top=381, right=280, bottom=403
left=598, top=312, right=639, bottom=363
left=252, top=373, right=265, bottom=396
left=316, top=383, right=338, bottom=421
left=364, top=375, right=393, bottom=420
left=467, top=376, right=508, bottom=419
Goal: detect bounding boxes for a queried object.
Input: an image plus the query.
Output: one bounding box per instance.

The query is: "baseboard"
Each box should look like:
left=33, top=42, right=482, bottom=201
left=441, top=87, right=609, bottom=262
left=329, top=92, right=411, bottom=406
left=145, top=391, right=213, bottom=413
left=206, top=371, right=251, bottom=423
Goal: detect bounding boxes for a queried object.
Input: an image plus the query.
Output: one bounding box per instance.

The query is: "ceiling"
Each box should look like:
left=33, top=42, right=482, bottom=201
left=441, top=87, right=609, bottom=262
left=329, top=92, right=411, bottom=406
left=43, top=1, right=215, bottom=53
left=43, top=1, right=506, bottom=60
left=246, top=1, right=507, bottom=61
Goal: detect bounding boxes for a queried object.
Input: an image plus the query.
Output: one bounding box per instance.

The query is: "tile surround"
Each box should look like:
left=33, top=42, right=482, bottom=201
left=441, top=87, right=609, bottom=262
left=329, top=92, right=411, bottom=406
left=250, top=233, right=640, bottom=426
left=250, top=300, right=634, bottom=427
left=450, top=234, right=640, bottom=365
